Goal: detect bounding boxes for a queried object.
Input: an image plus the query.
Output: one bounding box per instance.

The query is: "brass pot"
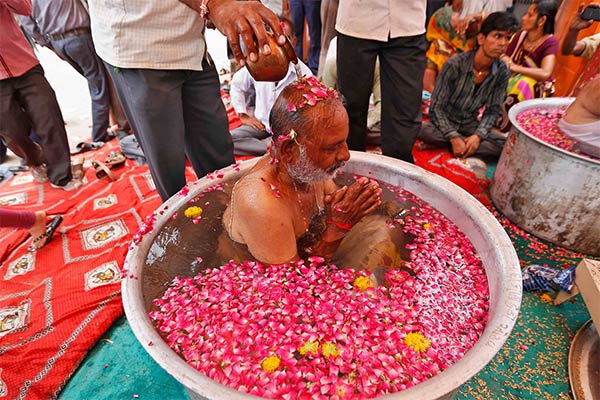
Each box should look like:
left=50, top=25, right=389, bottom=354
left=246, top=32, right=298, bottom=82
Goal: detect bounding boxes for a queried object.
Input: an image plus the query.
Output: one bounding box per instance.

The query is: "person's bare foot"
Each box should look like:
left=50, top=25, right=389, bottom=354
left=28, top=211, right=47, bottom=248
left=27, top=213, right=64, bottom=251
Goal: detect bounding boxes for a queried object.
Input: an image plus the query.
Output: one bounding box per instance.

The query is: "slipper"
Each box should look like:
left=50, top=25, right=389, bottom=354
left=105, top=151, right=126, bottom=169
left=91, top=159, right=116, bottom=180
left=28, top=215, right=63, bottom=252
left=9, top=165, right=29, bottom=173
left=72, top=158, right=85, bottom=180
left=70, top=141, right=104, bottom=155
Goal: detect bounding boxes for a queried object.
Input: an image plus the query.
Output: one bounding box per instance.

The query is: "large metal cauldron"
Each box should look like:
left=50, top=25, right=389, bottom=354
left=122, top=152, right=521, bottom=400
left=491, top=98, right=600, bottom=256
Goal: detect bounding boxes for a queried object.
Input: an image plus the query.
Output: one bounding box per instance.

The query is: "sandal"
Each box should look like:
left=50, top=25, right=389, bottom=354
left=105, top=151, right=126, bottom=168
left=28, top=215, right=63, bottom=252
left=70, top=141, right=104, bottom=155
left=72, top=157, right=85, bottom=180
left=91, top=160, right=116, bottom=181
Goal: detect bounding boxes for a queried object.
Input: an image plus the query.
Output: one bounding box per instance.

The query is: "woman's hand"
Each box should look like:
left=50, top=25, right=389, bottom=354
left=500, top=54, right=513, bottom=71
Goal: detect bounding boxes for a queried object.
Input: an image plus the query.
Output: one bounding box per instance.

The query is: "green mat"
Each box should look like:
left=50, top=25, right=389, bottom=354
left=60, top=221, right=593, bottom=400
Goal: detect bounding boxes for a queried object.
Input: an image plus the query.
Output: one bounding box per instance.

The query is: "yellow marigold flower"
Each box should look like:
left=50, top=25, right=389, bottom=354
left=184, top=206, right=203, bottom=218
left=336, top=384, right=350, bottom=398
left=540, top=293, right=552, bottom=304
left=322, top=342, right=340, bottom=358
left=353, top=275, right=374, bottom=291
left=299, top=340, right=319, bottom=356
left=260, top=355, right=281, bottom=372
left=423, top=223, right=431, bottom=230
left=404, top=332, right=431, bottom=353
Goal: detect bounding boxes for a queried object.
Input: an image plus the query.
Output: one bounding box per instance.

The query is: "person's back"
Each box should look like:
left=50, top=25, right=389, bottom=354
left=558, top=76, right=600, bottom=157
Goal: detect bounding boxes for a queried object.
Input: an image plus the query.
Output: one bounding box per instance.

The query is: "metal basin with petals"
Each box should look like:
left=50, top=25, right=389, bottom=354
left=123, top=152, right=521, bottom=400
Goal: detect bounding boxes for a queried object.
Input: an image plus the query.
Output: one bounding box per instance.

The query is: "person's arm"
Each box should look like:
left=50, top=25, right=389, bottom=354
left=562, top=3, right=596, bottom=56
left=178, top=0, right=285, bottom=68
left=429, top=59, right=460, bottom=139
left=229, top=68, right=254, bottom=117
left=508, top=53, right=555, bottom=82
left=506, top=37, right=558, bottom=82
left=234, top=185, right=300, bottom=264
left=476, top=64, right=511, bottom=139
left=18, top=16, right=49, bottom=47
left=308, top=178, right=382, bottom=261
left=229, top=68, right=266, bottom=130
left=1, top=0, right=31, bottom=15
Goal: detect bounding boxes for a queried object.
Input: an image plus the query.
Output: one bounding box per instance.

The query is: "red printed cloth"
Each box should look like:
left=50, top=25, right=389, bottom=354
left=412, top=141, right=492, bottom=206
left=0, top=141, right=166, bottom=399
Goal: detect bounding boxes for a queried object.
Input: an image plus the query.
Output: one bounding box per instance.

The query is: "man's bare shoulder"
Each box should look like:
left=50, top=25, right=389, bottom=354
left=233, top=174, right=291, bottom=221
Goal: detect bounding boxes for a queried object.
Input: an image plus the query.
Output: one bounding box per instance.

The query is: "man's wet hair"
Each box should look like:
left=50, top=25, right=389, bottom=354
left=480, top=12, right=519, bottom=36
left=269, top=78, right=343, bottom=145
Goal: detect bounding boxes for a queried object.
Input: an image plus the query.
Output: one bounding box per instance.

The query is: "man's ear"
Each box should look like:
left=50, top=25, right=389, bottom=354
left=278, top=140, right=299, bottom=164
left=477, top=32, right=485, bottom=47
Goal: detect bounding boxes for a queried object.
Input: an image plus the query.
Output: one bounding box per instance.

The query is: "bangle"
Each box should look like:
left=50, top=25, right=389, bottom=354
left=326, top=220, right=352, bottom=231
left=199, top=0, right=209, bottom=19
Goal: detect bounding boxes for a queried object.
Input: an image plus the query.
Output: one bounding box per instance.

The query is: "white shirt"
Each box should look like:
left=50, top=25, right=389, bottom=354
left=261, top=0, right=283, bottom=15
left=460, top=0, right=513, bottom=17
left=230, top=60, right=313, bottom=130
left=336, top=0, right=426, bottom=41
left=88, top=0, right=207, bottom=70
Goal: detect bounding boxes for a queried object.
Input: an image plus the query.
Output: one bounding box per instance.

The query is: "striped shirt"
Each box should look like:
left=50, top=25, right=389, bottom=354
left=429, top=50, right=509, bottom=139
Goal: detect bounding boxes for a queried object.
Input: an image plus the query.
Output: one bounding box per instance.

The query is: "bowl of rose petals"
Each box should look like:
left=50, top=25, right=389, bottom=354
left=123, top=151, right=521, bottom=400
left=491, top=97, right=600, bottom=256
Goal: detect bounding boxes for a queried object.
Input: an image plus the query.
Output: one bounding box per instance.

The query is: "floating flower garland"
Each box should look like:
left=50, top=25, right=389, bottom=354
left=150, top=184, right=490, bottom=399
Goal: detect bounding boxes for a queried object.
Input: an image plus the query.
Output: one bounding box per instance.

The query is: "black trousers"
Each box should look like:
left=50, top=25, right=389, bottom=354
left=0, top=65, right=72, bottom=185
left=106, top=60, right=234, bottom=201
left=337, top=33, right=427, bottom=163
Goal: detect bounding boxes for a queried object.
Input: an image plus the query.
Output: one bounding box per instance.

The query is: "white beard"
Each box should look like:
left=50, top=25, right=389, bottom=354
left=286, top=146, right=337, bottom=185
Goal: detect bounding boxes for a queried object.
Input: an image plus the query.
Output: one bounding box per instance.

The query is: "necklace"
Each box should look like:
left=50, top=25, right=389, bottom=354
left=524, top=33, right=547, bottom=51
left=472, top=66, right=488, bottom=77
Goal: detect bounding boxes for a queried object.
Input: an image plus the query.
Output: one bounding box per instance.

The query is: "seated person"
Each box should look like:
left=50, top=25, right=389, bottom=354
left=558, top=75, right=600, bottom=158
left=229, top=16, right=312, bottom=156
left=498, top=0, right=559, bottom=131
left=223, top=77, right=382, bottom=264
left=418, top=12, right=519, bottom=159
left=561, top=2, right=600, bottom=60
left=423, top=0, right=511, bottom=93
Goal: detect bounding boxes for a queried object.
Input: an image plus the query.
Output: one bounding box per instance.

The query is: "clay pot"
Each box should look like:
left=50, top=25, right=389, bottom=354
left=246, top=32, right=298, bottom=82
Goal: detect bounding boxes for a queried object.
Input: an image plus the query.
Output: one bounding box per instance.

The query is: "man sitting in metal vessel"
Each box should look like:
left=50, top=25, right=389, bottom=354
left=223, top=77, right=382, bottom=265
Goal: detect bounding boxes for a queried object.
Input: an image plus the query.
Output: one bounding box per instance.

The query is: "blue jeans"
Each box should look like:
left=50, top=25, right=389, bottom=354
left=51, top=33, right=111, bottom=142
left=290, top=0, right=322, bottom=75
